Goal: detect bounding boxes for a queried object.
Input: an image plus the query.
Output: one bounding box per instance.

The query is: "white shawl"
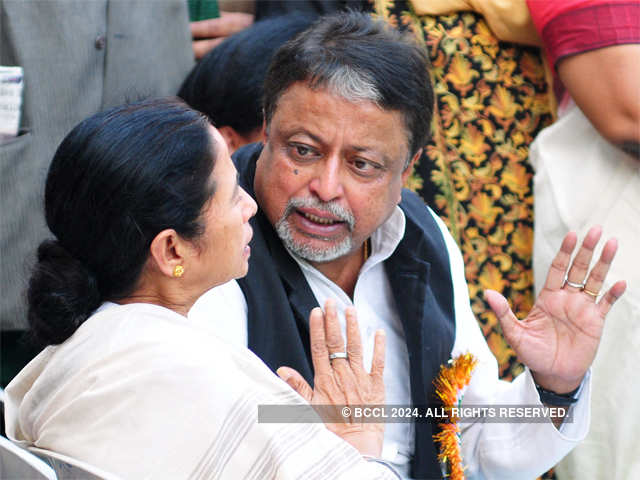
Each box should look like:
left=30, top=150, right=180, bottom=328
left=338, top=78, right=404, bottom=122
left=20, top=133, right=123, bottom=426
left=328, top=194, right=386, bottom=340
left=5, top=302, right=395, bottom=479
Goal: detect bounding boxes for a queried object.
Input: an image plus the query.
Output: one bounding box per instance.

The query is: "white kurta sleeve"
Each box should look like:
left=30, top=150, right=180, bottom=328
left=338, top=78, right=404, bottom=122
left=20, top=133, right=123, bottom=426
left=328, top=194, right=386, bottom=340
left=429, top=209, right=591, bottom=479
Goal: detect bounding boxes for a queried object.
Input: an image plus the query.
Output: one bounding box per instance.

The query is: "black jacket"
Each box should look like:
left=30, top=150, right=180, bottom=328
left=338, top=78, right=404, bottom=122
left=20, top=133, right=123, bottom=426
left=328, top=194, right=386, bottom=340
left=234, top=143, right=456, bottom=479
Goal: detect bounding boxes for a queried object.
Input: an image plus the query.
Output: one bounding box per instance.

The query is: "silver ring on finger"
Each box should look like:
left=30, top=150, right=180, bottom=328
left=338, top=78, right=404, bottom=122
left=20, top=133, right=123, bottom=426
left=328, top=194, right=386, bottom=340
left=329, top=352, right=348, bottom=361
left=565, top=279, right=585, bottom=289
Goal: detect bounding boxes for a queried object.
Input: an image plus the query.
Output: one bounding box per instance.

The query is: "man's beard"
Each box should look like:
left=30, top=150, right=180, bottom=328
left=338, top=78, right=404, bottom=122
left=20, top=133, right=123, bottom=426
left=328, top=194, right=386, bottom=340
left=275, top=197, right=355, bottom=263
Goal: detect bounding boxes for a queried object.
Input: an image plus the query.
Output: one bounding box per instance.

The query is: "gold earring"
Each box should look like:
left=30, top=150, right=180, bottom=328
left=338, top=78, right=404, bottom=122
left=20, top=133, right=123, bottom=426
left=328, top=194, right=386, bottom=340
left=173, top=265, right=184, bottom=278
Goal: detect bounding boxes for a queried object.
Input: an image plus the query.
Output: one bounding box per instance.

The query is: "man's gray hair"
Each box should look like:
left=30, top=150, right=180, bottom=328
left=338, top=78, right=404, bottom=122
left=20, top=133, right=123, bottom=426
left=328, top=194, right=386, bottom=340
left=324, top=66, right=381, bottom=106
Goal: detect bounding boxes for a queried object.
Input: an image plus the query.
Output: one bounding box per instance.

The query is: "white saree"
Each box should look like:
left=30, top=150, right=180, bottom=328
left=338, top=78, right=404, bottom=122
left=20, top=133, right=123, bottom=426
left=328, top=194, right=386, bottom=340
left=4, top=302, right=396, bottom=479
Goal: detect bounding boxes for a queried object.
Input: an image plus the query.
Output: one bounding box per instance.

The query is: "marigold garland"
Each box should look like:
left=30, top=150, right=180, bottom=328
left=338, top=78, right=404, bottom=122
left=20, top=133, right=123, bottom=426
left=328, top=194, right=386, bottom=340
left=433, top=353, right=478, bottom=480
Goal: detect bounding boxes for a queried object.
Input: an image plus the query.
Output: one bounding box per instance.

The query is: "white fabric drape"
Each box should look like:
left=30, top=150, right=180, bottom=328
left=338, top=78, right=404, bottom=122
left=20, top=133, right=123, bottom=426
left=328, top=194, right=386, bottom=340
left=5, top=302, right=397, bottom=480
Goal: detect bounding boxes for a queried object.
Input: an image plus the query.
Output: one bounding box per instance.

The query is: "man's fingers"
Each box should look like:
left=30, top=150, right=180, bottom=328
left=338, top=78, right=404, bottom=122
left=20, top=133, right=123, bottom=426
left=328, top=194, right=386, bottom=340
left=345, top=307, right=363, bottom=370
left=597, top=280, right=627, bottom=318
left=583, top=238, right=618, bottom=298
left=543, top=232, right=578, bottom=291
left=485, top=289, right=522, bottom=349
left=192, top=38, right=225, bottom=59
left=190, top=13, right=254, bottom=59
left=309, top=307, right=331, bottom=376
left=190, top=13, right=254, bottom=38
left=277, top=367, right=313, bottom=402
left=370, top=330, right=386, bottom=378
left=190, top=17, right=227, bottom=38
left=565, top=226, right=602, bottom=290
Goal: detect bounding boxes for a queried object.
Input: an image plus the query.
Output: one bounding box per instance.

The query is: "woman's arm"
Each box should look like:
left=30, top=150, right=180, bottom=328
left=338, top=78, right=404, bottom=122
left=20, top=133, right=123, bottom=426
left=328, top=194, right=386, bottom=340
left=557, top=44, right=640, bottom=158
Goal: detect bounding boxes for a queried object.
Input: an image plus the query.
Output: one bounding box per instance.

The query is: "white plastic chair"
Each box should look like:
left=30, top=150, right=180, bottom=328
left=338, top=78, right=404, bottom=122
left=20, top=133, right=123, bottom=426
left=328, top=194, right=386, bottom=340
left=29, top=447, right=122, bottom=480
left=0, top=386, right=5, bottom=436
left=0, top=435, right=57, bottom=479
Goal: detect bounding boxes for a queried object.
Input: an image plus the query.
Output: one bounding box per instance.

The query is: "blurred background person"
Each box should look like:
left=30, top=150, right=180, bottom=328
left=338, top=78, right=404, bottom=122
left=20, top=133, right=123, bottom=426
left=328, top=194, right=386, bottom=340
left=179, top=13, right=316, bottom=154
left=0, top=0, right=194, bottom=389
left=526, top=1, right=639, bottom=479
left=189, top=0, right=367, bottom=59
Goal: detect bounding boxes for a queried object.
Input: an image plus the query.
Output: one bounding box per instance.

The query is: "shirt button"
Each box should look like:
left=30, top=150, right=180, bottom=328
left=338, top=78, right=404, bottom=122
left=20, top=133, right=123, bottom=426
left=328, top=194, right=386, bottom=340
left=94, top=35, right=106, bottom=50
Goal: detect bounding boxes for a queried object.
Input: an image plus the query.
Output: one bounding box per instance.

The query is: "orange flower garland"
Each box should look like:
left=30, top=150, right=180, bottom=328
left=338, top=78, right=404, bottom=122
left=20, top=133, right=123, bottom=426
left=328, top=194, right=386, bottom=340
left=433, top=353, right=478, bottom=480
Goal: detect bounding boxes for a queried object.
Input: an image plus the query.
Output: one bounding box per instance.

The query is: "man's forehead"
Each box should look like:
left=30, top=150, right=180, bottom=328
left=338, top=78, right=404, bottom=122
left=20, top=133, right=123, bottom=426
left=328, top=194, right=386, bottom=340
left=274, top=81, right=378, bottom=111
left=269, top=83, right=411, bottom=162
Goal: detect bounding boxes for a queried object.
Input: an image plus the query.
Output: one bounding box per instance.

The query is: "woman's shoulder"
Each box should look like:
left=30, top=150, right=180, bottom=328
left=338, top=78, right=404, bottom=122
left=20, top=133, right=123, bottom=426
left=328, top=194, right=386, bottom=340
left=82, top=302, right=221, bottom=349
left=86, top=302, right=284, bottom=389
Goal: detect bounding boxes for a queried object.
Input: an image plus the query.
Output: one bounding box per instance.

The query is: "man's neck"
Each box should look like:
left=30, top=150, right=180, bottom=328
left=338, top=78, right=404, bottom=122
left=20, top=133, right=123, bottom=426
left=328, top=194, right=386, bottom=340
left=309, top=243, right=366, bottom=298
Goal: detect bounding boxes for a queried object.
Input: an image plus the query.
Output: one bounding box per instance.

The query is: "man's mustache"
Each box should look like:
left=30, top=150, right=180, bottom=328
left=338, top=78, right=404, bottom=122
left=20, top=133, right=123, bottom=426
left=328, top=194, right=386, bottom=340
left=281, top=197, right=355, bottom=231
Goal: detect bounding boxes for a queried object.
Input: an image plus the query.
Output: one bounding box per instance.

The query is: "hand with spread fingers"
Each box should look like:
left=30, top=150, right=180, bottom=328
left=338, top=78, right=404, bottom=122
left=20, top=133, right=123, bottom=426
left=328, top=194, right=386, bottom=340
left=277, top=299, right=386, bottom=457
left=485, top=226, right=627, bottom=395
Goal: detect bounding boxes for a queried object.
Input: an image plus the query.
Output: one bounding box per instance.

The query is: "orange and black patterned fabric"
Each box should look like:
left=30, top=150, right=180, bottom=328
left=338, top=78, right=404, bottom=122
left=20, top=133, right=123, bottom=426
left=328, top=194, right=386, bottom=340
left=373, top=1, right=555, bottom=382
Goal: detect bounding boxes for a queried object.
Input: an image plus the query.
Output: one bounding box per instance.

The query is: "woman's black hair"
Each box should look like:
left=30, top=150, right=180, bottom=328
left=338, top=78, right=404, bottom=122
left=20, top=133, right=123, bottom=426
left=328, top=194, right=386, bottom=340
left=27, top=98, right=214, bottom=349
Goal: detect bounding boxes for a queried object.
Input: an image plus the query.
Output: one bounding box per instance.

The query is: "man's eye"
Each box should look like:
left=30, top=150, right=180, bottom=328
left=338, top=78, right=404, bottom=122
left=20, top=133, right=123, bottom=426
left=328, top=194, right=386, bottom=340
left=295, top=145, right=311, bottom=156
left=288, top=143, right=318, bottom=162
left=351, top=158, right=383, bottom=177
left=353, top=159, right=370, bottom=170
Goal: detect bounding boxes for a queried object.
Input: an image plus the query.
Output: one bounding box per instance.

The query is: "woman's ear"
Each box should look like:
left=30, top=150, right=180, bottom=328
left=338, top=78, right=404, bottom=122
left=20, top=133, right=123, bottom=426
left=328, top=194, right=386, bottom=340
left=149, top=229, right=191, bottom=278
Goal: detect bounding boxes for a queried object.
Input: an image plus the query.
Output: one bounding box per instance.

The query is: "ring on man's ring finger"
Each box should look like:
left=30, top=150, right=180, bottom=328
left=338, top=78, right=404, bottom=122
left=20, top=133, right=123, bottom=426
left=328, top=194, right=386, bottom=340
left=329, top=352, right=348, bottom=361
left=565, top=280, right=585, bottom=289
left=583, top=288, right=599, bottom=298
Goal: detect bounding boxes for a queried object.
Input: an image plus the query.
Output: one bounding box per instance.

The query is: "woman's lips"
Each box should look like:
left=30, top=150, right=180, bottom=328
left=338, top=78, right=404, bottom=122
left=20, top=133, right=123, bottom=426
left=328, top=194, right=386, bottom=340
left=243, top=227, right=253, bottom=256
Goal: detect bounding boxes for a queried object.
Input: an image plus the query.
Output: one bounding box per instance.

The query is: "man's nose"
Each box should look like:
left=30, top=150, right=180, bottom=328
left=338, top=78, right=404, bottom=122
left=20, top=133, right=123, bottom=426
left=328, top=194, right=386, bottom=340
left=308, top=155, right=344, bottom=202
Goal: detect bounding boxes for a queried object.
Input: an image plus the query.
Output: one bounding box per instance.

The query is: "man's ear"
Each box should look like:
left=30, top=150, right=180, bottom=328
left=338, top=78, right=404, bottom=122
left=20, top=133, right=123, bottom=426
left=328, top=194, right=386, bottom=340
left=401, top=148, right=421, bottom=187
left=218, top=126, right=243, bottom=155
left=148, top=229, right=189, bottom=278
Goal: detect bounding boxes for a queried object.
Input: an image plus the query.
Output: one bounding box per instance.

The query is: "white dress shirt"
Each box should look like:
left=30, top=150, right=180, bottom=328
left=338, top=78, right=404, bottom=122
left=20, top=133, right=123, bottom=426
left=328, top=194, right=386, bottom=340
left=190, top=205, right=590, bottom=479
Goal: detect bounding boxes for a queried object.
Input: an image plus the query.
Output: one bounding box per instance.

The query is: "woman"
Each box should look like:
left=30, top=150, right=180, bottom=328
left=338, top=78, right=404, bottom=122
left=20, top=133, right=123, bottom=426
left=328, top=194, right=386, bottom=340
left=524, top=3, right=640, bottom=479
left=4, top=99, right=395, bottom=479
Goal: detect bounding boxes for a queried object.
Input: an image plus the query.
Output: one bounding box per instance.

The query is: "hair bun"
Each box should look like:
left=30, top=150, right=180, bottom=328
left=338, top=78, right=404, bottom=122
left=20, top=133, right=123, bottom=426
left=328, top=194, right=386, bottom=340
left=27, top=240, right=102, bottom=349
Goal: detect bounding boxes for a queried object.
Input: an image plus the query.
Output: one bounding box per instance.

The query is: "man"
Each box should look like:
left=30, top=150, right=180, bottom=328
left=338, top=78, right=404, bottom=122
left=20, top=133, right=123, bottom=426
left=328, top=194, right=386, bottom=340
left=0, top=0, right=195, bottom=385
left=190, top=12, right=625, bottom=479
